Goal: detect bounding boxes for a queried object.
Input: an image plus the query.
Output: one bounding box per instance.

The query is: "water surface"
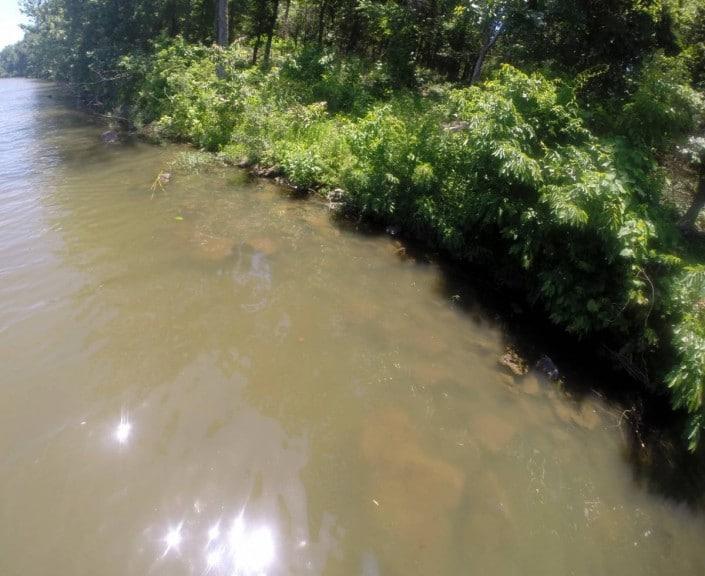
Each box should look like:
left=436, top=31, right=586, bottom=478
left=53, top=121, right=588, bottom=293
left=1, top=78, right=704, bottom=576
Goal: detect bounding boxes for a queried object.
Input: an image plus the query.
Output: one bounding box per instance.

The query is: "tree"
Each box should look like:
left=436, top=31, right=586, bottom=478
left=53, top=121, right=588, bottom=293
left=216, top=0, right=229, bottom=46
left=262, top=0, right=280, bottom=65
left=0, top=42, right=30, bottom=77
left=466, top=0, right=516, bottom=84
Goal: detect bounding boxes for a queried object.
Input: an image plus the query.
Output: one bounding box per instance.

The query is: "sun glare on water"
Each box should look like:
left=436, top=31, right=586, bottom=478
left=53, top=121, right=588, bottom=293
left=158, top=511, right=276, bottom=575
left=114, top=417, right=132, bottom=444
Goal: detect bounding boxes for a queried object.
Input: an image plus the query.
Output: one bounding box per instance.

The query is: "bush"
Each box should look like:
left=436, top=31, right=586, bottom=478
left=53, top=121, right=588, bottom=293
left=340, top=97, right=442, bottom=222
left=280, top=47, right=388, bottom=114
left=621, top=53, right=704, bottom=152
left=667, top=267, right=705, bottom=451
left=343, top=67, right=656, bottom=335
left=121, top=38, right=251, bottom=150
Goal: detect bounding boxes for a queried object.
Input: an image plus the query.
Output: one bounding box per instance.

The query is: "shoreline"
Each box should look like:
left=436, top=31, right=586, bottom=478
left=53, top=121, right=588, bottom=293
left=131, top=125, right=705, bottom=502
left=44, top=76, right=705, bottom=488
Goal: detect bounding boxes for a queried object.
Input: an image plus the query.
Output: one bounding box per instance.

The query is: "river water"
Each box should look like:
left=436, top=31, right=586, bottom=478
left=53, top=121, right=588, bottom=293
left=1, top=78, right=704, bottom=576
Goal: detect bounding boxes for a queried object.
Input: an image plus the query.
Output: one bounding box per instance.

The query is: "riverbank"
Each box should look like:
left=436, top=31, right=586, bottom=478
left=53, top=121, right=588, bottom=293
left=59, top=91, right=705, bottom=502
left=22, top=36, right=705, bottom=454
left=182, top=147, right=705, bottom=499
left=92, top=38, right=705, bottom=453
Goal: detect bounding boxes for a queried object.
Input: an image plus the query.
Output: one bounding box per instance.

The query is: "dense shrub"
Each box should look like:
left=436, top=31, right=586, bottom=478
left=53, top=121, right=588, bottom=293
left=342, top=67, right=657, bottom=336
left=667, top=267, right=705, bottom=451
left=280, top=48, right=387, bottom=115
left=340, top=98, right=443, bottom=222
left=121, top=39, right=251, bottom=150
left=621, top=53, right=704, bottom=152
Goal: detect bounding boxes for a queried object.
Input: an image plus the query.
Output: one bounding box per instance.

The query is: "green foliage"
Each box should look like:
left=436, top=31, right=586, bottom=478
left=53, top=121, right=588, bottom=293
left=673, top=0, right=705, bottom=88
left=505, top=0, right=679, bottom=98
left=16, top=0, right=218, bottom=102
left=342, top=66, right=658, bottom=336
left=667, top=267, right=705, bottom=451
left=239, top=99, right=346, bottom=188
left=280, top=48, right=386, bottom=114
left=0, top=42, right=29, bottom=77
left=622, top=53, right=704, bottom=151
left=122, top=38, right=250, bottom=150
left=356, top=0, right=417, bottom=86
left=340, top=97, right=442, bottom=222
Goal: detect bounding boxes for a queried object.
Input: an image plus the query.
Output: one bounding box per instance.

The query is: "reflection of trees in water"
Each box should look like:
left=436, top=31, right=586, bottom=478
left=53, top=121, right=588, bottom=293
left=3, top=82, right=351, bottom=576
left=25, top=87, right=138, bottom=172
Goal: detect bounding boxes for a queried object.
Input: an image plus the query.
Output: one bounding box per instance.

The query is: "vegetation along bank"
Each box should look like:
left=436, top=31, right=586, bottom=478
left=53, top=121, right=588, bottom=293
left=2, top=0, right=705, bottom=452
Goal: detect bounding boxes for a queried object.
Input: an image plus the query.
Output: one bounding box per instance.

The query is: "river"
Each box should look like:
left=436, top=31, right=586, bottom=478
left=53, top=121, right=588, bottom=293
left=1, top=78, right=704, bottom=576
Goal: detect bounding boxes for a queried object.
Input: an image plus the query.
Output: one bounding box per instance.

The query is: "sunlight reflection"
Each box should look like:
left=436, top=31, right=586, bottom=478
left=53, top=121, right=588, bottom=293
left=114, top=416, right=132, bottom=444
left=206, top=549, right=223, bottom=569
left=208, top=523, right=221, bottom=543
left=163, top=524, right=183, bottom=556
left=228, top=514, right=275, bottom=573
left=155, top=511, right=277, bottom=574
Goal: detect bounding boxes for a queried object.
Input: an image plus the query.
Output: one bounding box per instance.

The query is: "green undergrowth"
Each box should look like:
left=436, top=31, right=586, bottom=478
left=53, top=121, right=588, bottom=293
left=119, top=38, right=705, bottom=451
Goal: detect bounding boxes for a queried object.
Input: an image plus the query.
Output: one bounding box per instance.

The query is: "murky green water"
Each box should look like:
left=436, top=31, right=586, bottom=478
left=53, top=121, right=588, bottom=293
left=1, top=78, right=704, bottom=576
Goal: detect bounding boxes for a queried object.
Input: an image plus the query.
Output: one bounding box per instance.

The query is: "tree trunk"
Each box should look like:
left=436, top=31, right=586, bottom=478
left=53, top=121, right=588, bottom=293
left=263, top=31, right=274, bottom=67
left=216, top=0, right=229, bottom=46
left=229, top=0, right=237, bottom=41
left=681, top=163, right=705, bottom=231
left=469, top=19, right=503, bottom=85
left=283, top=0, right=291, bottom=38
left=317, top=0, right=328, bottom=46
left=252, top=34, right=261, bottom=65
left=263, top=0, right=280, bottom=66
left=168, top=0, right=180, bottom=37
left=470, top=45, right=490, bottom=84
left=346, top=13, right=360, bottom=53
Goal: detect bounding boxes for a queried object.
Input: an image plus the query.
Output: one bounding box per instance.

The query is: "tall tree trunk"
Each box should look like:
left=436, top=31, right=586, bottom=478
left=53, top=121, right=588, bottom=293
left=681, top=163, right=705, bottom=231
left=469, top=19, right=503, bottom=85
left=168, top=0, right=180, bottom=37
left=426, top=0, right=440, bottom=67
left=293, top=17, right=301, bottom=48
left=470, top=44, right=490, bottom=84
left=283, top=0, right=291, bottom=38
left=229, top=0, right=237, bottom=41
left=216, top=0, right=229, bottom=46
left=263, top=0, right=280, bottom=66
left=317, top=0, right=328, bottom=46
left=346, top=12, right=360, bottom=53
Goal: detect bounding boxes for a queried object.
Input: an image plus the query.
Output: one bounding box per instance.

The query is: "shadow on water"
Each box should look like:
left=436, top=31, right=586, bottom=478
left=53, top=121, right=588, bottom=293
left=338, top=216, right=705, bottom=510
